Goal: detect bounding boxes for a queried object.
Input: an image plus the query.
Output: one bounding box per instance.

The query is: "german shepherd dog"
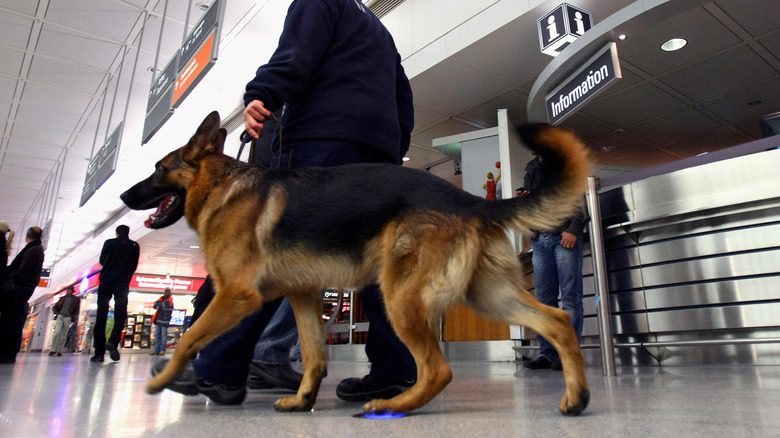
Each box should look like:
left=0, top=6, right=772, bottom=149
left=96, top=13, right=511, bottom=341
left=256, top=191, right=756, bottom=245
left=121, top=111, right=592, bottom=416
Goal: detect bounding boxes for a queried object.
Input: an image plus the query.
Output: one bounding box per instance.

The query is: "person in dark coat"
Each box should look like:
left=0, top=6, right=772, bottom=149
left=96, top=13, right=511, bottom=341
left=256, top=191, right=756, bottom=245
left=0, top=226, right=45, bottom=363
left=91, top=224, right=139, bottom=363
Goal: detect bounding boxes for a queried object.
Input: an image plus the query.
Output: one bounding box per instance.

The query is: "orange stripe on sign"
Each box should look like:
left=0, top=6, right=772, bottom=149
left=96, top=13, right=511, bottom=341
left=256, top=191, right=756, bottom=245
left=173, top=32, right=215, bottom=106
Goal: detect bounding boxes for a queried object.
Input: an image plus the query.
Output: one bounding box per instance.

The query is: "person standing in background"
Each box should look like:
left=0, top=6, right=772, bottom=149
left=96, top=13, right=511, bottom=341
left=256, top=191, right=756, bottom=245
left=49, top=286, right=80, bottom=356
left=151, top=287, right=174, bottom=356
left=0, top=226, right=44, bottom=364
left=91, top=225, right=139, bottom=363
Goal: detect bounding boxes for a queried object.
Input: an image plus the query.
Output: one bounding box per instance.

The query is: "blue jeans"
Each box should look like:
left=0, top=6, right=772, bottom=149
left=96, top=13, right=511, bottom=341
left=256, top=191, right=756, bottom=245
left=253, top=298, right=298, bottom=364
left=193, top=140, right=415, bottom=386
left=532, top=232, right=584, bottom=362
left=154, top=324, right=169, bottom=353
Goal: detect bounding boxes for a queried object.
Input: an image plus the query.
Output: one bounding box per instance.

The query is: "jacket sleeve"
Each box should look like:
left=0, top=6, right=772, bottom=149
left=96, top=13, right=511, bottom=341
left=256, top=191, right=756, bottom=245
left=564, top=197, right=589, bottom=238
left=53, top=297, right=64, bottom=314
left=243, top=0, right=337, bottom=109
left=99, top=240, right=109, bottom=266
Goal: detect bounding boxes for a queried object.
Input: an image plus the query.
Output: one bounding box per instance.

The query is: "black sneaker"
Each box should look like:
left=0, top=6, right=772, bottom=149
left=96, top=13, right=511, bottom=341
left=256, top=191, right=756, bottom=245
left=151, top=359, right=246, bottom=405
left=106, top=342, right=120, bottom=361
left=336, top=375, right=415, bottom=402
left=523, top=356, right=552, bottom=369
left=248, top=362, right=303, bottom=391
left=551, top=359, right=563, bottom=371
left=246, top=373, right=275, bottom=390
left=90, top=356, right=104, bottom=363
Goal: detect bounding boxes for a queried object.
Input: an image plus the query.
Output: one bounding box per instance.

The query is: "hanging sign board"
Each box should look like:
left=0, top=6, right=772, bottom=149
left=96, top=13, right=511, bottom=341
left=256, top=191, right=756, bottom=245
left=545, top=42, right=621, bottom=125
left=172, top=0, right=224, bottom=108
left=142, top=51, right=179, bottom=144
left=80, top=122, right=123, bottom=206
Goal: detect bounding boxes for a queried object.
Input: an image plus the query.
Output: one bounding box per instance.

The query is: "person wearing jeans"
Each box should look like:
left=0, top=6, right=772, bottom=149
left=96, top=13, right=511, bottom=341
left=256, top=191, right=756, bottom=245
left=517, top=153, right=586, bottom=370
left=152, top=287, right=174, bottom=355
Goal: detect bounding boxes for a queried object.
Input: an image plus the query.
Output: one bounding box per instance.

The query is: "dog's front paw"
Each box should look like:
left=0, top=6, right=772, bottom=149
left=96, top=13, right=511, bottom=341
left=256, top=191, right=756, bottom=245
left=362, top=399, right=401, bottom=414
left=146, top=377, right=167, bottom=395
left=273, top=394, right=316, bottom=412
left=559, top=388, right=590, bottom=416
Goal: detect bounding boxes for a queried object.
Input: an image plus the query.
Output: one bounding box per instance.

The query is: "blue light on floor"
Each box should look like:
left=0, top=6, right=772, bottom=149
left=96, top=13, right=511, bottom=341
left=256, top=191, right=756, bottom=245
left=362, top=411, right=406, bottom=420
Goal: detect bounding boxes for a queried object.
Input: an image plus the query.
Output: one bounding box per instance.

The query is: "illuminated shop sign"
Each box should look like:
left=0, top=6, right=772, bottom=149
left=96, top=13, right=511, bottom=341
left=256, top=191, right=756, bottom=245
left=130, top=275, right=205, bottom=293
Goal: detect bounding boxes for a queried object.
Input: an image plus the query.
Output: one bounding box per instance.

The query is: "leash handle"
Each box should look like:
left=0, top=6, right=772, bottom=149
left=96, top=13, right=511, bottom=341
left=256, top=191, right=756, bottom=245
left=236, top=130, right=253, bottom=161
left=235, top=111, right=283, bottom=166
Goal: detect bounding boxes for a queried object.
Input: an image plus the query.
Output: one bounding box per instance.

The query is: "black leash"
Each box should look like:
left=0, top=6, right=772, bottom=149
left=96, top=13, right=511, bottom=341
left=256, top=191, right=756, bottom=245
left=235, top=111, right=283, bottom=169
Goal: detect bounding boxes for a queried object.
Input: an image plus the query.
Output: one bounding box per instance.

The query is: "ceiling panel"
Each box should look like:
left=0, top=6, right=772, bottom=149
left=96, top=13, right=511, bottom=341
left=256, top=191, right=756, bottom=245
left=44, top=1, right=140, bottom=42
left=0, top=46, right=25, bottom=76
left=624, top=108, right=721, bottom=147
left=35, top=28, right=122, bottom=71
left=700, top=77, right=780, bottom=127
left=659, top=46, right=777, bottom=102
left=758, top=32, right=780, bottom=60
left=580, top=82, right=688, bottom=129
left=18, top=81, right=93, bottom=113
left=616, top=7, right=741, bottom=76
left=661, top=127, right=750, bottom=158
left=27, top=57, right=108, bottom=95
left=715, top=0, right=780, bottom=37
left=0, top=11, right=34, bottom=49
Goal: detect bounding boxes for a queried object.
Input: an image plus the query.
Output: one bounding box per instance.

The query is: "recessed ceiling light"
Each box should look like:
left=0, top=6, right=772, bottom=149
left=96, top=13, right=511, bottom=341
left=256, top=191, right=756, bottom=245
left=402, top=157, right=410, bottom=162
left=146, top=66, right=161, bottom=74
left=195, top=2, right=209, bottom=11
left=189, top=245, right=200, bottom=249
left=661, top=38, right=687, bottom=52
left=601, top=146, right=615, bottom=152
left=618, top=34, right=627, bottom=41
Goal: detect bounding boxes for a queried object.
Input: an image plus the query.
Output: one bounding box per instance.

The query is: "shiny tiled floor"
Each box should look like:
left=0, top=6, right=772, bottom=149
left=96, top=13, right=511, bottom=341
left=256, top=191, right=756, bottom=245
left=1, top=352, right=779, bottom=438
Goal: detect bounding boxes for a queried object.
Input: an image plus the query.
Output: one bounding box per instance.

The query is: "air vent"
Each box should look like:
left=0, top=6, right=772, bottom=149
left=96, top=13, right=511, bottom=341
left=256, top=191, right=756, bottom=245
left=368, top=0, right=405, bottom=19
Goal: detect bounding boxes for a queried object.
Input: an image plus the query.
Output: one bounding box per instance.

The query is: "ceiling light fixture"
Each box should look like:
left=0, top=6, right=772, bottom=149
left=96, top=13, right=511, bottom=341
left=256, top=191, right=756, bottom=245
left=661, top=38, right=687, bottom=52
left=601, top=146, right=615, bottom=152
left=618, top=34, right=627, bottom=41
left=195, top=2, right=210, bottom=11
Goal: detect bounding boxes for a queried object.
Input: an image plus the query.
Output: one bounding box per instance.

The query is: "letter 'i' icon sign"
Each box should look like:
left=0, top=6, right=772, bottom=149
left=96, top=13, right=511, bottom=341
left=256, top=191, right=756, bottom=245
left=574, top=11, right=585, bottom=35
left=547, top=15, right=559, bottom=40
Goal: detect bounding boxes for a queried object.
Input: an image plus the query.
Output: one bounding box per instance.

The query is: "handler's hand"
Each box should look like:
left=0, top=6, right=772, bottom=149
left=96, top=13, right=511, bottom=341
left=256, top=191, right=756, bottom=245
left=243, top=100, right=272, bottom=139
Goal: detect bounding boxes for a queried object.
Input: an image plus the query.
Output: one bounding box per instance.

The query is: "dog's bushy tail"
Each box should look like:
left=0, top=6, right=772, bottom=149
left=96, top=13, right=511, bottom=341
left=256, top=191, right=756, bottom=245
left=490, top=124, right=592, bottom=234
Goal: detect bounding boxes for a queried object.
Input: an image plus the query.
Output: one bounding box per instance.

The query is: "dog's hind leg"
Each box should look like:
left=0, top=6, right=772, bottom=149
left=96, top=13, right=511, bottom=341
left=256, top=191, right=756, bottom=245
left=467, top=241, right=590, bottom=416
left=361, top=279, right=454, bottom=414
left=272, top=291, right=327, bottom=412
left=146, top=284, right=264, bottom=394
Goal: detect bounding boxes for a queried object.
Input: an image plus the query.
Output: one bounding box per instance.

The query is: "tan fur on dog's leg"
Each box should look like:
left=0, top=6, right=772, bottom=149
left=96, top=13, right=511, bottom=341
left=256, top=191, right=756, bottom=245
left=273, top=292, right=327, bottom=412
left=146, top=285, right=264, bottom=394
left=362, top=284, right=453, bottom=414
left=466, top=241, right=590, bottom=415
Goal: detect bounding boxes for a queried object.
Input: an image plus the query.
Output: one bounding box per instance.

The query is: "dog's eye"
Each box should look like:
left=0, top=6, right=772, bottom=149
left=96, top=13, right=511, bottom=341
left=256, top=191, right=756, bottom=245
left=155, top=163, right=165, bottom=172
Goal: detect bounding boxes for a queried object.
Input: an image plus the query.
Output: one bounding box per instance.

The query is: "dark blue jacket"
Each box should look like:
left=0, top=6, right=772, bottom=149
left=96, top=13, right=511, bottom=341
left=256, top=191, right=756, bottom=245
left=243, top=0, right=413, bottom=164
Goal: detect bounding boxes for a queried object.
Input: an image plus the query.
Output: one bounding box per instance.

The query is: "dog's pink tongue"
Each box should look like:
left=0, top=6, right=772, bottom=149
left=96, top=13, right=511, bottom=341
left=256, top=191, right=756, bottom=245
left=144, top=196, right=170, bottom=228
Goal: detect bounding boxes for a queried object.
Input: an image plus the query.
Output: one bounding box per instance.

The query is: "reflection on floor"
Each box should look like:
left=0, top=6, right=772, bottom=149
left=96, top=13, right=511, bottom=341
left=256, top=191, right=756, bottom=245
left=1, top=352, right=779, bottom=437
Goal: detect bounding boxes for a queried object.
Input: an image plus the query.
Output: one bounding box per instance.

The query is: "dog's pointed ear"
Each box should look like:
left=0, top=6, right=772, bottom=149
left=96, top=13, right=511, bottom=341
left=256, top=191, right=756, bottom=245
left=215, top=127, right=227, bottom=154
left=184, top=111, right=223, bottom=163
